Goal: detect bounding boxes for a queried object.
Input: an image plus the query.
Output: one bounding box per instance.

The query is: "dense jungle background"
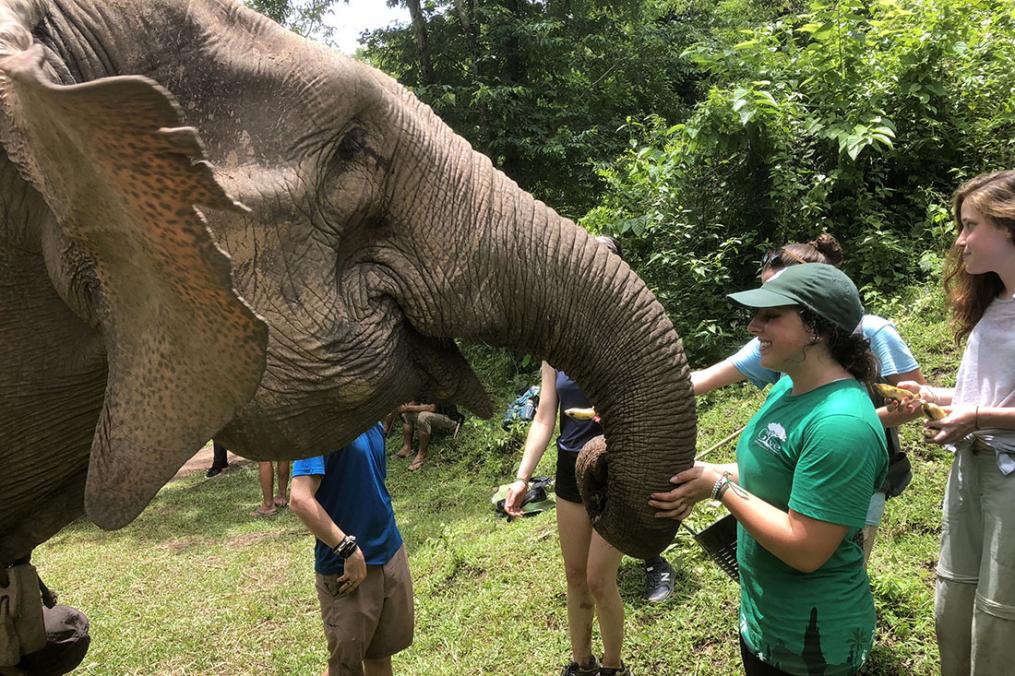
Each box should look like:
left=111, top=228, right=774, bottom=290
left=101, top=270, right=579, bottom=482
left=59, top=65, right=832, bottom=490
left=33, top=1, right=1015, bottom=672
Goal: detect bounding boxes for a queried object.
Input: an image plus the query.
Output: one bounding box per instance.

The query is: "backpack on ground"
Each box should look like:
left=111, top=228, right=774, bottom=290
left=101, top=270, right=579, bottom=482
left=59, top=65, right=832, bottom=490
left=491, top=476, right=555, bottom=519
left=501, top=385, right=540, bottom=429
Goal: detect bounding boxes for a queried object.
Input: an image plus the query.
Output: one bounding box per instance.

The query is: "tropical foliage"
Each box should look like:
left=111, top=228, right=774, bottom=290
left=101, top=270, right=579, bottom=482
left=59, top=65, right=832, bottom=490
left=361, top=0, right=723, bottom=217
left=245, top=0, right=343, bottom=41
left=581, top=0, right=1015, bottom=357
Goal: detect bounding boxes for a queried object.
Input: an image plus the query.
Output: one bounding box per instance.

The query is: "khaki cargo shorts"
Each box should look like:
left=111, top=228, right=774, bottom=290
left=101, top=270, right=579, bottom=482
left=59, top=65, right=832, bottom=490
left=315, top=544, right=414, bottom=673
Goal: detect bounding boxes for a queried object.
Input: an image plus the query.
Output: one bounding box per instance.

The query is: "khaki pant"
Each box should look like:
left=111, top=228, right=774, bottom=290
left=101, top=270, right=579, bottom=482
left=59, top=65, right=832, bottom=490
left=404, top=411, right=458, bottom=436
left=936, top=445, right=1015, bottom=675
left=315, top=545, right=414, bottom=675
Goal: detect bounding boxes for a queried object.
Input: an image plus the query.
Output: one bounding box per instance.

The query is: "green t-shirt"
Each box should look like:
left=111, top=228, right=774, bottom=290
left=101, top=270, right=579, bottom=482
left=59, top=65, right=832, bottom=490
left=737, top=376, right=888, bottom=675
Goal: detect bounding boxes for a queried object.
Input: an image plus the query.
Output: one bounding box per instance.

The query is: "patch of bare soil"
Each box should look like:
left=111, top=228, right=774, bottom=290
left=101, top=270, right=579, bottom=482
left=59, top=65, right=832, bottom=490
left=172, top=443, right=251, bottom=481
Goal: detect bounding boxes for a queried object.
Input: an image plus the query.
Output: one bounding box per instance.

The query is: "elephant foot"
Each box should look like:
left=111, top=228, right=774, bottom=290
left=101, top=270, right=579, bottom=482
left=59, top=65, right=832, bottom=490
left=16, top=605, right=90, bottom=675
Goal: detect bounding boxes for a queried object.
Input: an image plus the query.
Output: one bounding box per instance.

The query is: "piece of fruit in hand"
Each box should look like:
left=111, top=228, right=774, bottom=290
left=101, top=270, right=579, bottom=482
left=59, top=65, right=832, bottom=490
left=564, top=407, right=598, bottom=421
left=875, top=383, right=947, bottom=420
left=874, top=383, right=917, bottom=402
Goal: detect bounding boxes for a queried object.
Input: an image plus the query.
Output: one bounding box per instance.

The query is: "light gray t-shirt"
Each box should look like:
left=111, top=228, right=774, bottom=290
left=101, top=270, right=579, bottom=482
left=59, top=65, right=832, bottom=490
left=953, top=294, right=1015, bottom=470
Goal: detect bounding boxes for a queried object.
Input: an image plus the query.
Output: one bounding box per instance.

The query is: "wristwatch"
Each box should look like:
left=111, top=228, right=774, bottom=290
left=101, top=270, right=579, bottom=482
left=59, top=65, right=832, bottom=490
left=333, top=535, right=358, bottom=559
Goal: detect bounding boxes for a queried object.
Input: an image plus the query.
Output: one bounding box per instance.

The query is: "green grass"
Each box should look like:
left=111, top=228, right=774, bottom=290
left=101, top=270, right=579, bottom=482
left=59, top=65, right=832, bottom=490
left=33, top=286, right=959, bottom=674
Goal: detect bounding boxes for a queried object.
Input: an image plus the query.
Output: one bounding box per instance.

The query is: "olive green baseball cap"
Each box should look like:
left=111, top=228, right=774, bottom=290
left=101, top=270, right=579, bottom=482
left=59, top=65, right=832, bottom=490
left=727, top=263, right=864, bottom=333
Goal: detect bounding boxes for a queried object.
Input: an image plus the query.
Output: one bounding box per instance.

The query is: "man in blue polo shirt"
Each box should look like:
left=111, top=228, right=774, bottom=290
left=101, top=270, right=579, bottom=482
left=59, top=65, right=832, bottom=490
left=290, top=424, right=413, bottom=675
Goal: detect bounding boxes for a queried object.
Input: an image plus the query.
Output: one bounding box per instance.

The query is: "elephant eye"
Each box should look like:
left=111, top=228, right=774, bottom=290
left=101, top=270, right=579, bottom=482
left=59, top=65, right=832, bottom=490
left=336, top=127, right=368, bottom=161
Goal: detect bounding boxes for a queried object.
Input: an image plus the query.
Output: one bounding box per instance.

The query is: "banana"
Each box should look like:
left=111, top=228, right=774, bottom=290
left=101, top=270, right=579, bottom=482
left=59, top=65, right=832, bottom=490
left=875, top=383, right=949, bottom=420
left=564, top=407, right=598, bottom=421
left=874, top=383, right=917, bottom=402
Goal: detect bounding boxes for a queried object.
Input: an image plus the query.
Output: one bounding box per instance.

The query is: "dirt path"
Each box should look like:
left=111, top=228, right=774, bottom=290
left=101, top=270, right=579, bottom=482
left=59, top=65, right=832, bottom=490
left=172, top=442, right=252, bottom=481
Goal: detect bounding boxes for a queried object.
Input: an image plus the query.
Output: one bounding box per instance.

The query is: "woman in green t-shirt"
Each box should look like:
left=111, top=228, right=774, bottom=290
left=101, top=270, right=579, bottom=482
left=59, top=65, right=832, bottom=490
left=650, top=264, right=888, bottom=675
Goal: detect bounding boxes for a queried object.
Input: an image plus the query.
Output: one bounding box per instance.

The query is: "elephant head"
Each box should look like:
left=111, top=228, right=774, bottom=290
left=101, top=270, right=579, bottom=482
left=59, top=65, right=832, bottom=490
left=0, top=0, right=695, bottom=566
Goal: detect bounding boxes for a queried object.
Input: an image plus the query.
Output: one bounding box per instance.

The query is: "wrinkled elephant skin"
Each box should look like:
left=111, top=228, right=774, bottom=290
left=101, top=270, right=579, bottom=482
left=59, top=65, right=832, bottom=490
left=0, top=0, right=695, bottom=634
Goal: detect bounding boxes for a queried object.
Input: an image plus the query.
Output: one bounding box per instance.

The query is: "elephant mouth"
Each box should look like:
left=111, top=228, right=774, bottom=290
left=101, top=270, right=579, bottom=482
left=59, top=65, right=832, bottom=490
left=214, top=280, right=491, bottom=458
left=396, top=324, right=493, bottom=418
left=351, top=260, right=493, bottom=418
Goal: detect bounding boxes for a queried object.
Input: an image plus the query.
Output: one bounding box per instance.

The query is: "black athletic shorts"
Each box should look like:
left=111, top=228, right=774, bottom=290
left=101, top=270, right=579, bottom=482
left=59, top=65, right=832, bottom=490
left=555, top=450, right=582, bottom=504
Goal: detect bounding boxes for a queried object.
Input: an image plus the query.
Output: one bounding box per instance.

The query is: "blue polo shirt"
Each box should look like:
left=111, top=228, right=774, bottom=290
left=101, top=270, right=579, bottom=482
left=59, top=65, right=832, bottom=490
left=292, top=424, right=402, bottom=575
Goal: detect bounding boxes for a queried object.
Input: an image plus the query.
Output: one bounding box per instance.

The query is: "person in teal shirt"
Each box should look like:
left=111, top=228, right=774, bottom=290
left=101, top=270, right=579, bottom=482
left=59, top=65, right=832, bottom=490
left=651, top=264, right=888, bottom=675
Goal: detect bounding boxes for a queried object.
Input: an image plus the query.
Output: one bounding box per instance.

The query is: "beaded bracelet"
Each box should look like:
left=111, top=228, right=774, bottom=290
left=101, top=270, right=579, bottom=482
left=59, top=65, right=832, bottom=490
left=709, top=471, right=728, bottom=500
left=710, top=471, right=733, bottom=501
left=715, top=475, right=733, bottom=501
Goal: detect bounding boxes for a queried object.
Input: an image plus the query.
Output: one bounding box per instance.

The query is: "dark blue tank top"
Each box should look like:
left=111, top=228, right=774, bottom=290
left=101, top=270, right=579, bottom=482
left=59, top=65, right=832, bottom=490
left=555, top=370, right=603, bottom=454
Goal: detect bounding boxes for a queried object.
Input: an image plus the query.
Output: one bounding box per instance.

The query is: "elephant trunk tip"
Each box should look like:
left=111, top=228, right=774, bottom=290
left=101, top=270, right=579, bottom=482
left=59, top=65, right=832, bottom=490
left=576, top=435, right=609, bottom=523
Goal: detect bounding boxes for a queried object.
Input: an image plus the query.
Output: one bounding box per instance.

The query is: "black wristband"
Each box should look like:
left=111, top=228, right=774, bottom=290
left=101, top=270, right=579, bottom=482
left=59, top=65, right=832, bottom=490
left=333, top=535, right=358, bottom=559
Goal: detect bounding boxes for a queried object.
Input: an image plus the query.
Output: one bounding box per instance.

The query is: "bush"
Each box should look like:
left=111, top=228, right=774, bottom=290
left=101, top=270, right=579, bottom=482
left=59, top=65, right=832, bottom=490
left=582, top=0, right=1015, bottom=362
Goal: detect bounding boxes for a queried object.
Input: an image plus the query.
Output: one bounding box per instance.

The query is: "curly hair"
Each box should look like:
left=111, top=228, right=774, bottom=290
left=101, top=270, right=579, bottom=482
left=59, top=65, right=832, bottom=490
left=944, top=170, right=1015, bottom=343
left=798, top=307, right=879, bottom=385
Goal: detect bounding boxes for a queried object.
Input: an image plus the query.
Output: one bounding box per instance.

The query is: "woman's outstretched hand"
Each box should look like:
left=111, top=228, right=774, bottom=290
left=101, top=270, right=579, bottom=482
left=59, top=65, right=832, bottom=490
left=649, top=461, right=721, bottom=520
left=924, top=405, right=978, bottom=444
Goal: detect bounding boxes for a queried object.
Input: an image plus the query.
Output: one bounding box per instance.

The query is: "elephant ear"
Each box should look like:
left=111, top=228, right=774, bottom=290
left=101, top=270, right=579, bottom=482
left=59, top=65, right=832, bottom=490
left=0, top=45, right=268, bottom=529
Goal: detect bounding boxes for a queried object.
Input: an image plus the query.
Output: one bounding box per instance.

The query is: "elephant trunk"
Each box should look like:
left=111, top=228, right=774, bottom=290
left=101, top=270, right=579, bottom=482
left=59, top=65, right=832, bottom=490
left=495, top=185, right=696, bottom=558
left=393, top=128, right=697, bottom=556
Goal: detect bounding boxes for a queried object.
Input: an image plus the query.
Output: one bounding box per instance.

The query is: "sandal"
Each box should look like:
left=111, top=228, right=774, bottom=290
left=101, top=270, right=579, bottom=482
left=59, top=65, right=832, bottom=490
left=561, top=657, right=600, bottom=676
left=251, top=506, right=277, bottom=517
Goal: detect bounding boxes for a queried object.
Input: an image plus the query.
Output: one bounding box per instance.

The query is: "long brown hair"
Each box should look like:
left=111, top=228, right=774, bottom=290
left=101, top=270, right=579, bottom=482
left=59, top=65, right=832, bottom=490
left=944, top=170, right=1015, bottom=343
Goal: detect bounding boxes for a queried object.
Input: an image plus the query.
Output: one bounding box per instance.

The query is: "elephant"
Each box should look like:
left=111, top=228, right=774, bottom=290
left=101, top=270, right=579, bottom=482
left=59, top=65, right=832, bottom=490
left=0, top=0, right=696, bottom=667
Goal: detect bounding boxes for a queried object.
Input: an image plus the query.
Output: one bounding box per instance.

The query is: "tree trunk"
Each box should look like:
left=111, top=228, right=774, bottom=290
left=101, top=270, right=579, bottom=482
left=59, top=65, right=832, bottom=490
left=454, top=0, right=488, bottom=153
left=499, top=0, right=527, bottom=179
left=405, top=0, right=435, bottom=86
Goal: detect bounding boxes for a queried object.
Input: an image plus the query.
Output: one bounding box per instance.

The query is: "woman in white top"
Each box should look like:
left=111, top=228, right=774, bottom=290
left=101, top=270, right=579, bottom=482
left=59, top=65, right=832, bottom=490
left=895, top=171, right=1015, bottom=675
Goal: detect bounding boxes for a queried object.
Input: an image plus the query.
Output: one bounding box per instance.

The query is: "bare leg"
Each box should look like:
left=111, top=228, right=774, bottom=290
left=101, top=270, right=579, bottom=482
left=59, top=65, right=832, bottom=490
left=363, top=656, right=393, bottom=676
left=253, top=461, right=276, bottom=515
left=587, top=531, right=625, bottom=668
left=274, top=461, right=290, bottom=507
left=396, top=419, right=413, bottom=458
left=557, top=498, right=595, bottom=666
left=409, top=429, right=429, bottom=471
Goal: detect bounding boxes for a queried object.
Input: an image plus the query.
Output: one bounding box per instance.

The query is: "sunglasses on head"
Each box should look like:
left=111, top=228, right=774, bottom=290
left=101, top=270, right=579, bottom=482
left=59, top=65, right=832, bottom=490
left=761, top=248, right=807, bottom=270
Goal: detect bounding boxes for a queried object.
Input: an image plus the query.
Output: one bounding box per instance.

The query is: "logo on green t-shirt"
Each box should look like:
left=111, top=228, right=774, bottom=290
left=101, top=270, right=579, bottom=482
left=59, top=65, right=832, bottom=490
left=755, top=422, right=787, bottom=454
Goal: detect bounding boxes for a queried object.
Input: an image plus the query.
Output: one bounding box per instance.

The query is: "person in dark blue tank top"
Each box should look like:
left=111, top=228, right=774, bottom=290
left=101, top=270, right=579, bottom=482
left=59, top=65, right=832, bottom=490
left=502, top=236, right=673, bottom=676
left=555, top=370, right=602, bottom=454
